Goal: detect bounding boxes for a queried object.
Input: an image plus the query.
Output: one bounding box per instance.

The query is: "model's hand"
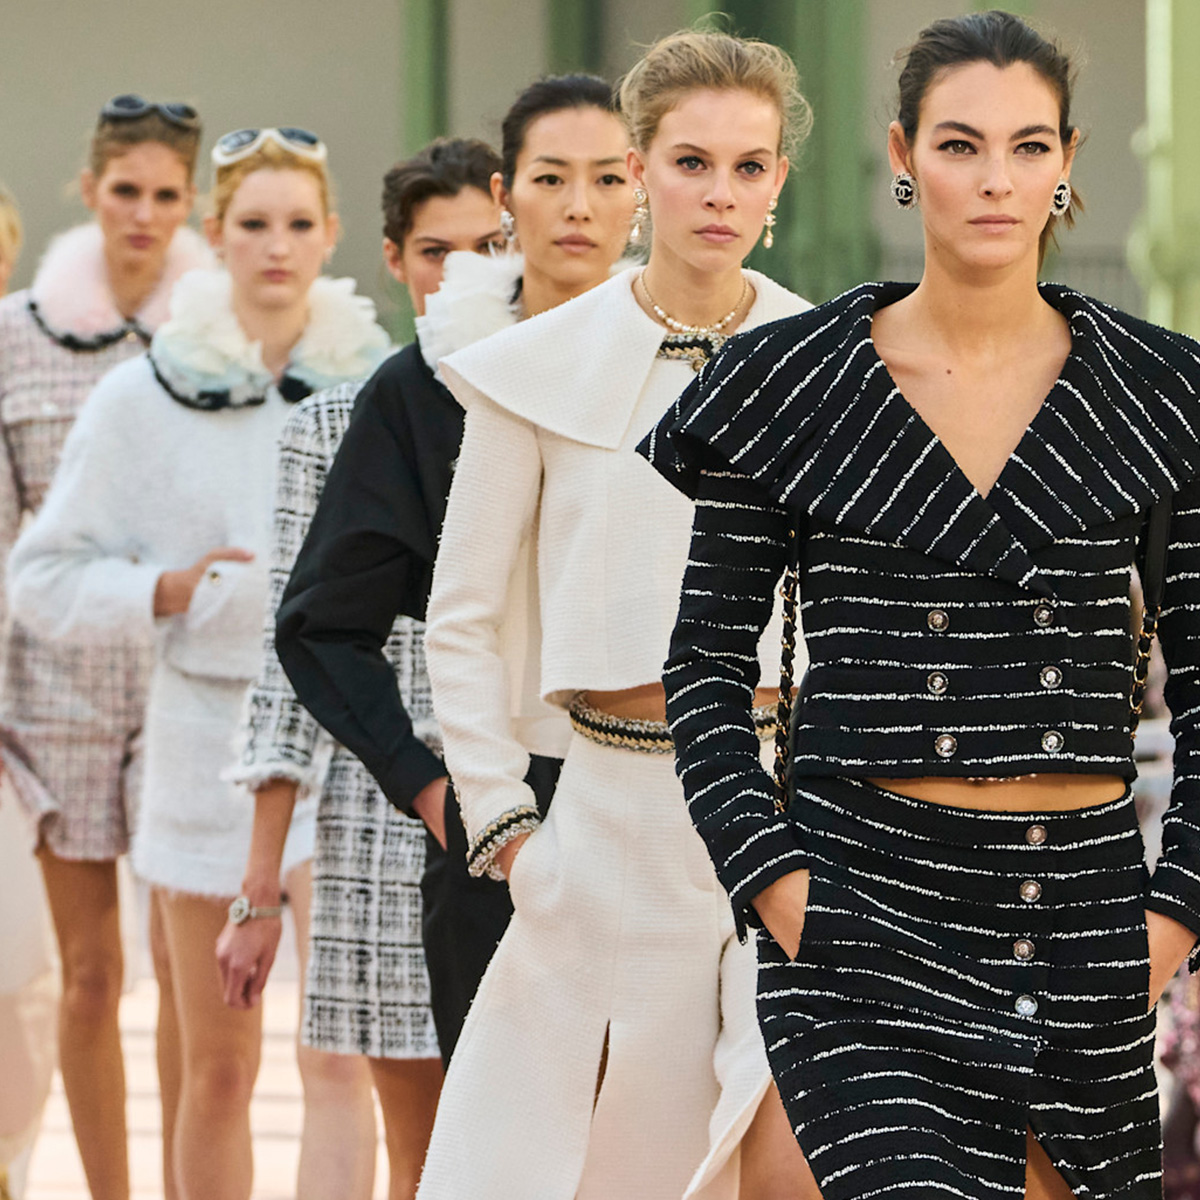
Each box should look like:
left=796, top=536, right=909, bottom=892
left=1147, top=909, right=1196, bottom=1010
left=216, top=915, right=282, bottom=1010
left=752, top=870, right=811, bottom=960
left=494, top=832, right=531, bottom=882
left=411, top=776, right=450, bottom=849
left=153, top=546, right=255, bottom=616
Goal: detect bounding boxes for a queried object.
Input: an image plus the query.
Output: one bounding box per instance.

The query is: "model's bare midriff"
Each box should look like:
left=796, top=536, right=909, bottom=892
left=867, top=774, right=1127, bottom=812
left=583, top=683, right=779, bottom=720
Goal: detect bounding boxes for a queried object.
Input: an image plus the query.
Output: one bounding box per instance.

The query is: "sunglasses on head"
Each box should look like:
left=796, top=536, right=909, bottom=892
left=101, top=94, right=199, bottom=129
left=211, top=127, right=327, bottom=168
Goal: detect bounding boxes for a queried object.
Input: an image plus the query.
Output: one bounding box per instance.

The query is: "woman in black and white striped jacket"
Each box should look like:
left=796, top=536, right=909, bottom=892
left=643, top=12, right=1200, bottom=1200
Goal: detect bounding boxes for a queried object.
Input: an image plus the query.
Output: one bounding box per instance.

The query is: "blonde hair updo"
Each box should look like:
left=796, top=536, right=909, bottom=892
left=210, top=139, right=334, bottom=226
left=618, top=28, right=812, bottom=158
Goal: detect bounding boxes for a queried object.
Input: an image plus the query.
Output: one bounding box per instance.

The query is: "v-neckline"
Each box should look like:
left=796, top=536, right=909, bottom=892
left=863, top=284, right=1077, bottom=504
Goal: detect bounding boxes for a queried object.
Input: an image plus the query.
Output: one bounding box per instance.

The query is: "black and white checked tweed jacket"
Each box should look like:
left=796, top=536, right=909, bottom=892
left=641, top=282, right=1200, bottom=940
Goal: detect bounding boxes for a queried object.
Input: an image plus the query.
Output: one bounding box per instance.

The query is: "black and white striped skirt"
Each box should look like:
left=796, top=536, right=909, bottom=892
left=759, top=778, right=1160, bottom=1199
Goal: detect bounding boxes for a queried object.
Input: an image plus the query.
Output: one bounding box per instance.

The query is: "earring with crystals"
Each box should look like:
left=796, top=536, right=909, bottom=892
left=890, top=171, right=918, bottom=209
left=1050, top=179, right=1072, bottom=218
left=763, top=197, right=778, bottom=249
left=630, top=187, right=649, bottom=245
left=500, top=208, right=516, bottom=247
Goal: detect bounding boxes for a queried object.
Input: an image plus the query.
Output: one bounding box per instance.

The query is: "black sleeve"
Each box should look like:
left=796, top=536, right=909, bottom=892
left=1145, top=474, right=1200, bottom=947
left=275, top=359, right=446, bottom=815
left=664, top=462, right=808, bottom=941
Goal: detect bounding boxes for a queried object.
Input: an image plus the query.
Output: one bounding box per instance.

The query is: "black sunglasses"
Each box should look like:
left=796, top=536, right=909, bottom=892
left=100, top=94, right=199, bottom=129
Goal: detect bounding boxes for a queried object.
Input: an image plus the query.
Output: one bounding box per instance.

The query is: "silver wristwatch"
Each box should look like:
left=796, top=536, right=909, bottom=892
left=228, top=896, right=283, bottom=925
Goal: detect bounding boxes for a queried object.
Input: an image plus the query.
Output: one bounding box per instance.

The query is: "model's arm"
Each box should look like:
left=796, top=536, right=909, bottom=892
left=7, top=370, right=168, bottom=643
left=424, top=395, right=543, bottom=878
left=664, top=463, right=809, bottom=942
left=1144, top=475, right=1200, bottom=981
left=273, top=372, right=446, bottom=824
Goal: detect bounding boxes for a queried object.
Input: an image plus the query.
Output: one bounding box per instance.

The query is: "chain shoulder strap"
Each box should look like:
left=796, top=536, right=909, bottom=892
left=774, top=520, right=801, bottom=813
left=1131, top=494, right=1172, bottom=736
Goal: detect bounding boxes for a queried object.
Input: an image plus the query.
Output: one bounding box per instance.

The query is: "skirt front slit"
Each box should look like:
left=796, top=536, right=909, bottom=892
left=761, top=777, right=1160, bottom=1200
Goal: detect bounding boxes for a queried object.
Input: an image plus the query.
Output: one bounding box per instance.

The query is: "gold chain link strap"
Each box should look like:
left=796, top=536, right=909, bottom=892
left=774, top=564, right=799, bottom=813
left=1130, top=605, right=1160, bottom=736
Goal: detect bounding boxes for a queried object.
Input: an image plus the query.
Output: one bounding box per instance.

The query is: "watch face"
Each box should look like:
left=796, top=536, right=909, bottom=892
left=229, top=897, right=251, bottom=925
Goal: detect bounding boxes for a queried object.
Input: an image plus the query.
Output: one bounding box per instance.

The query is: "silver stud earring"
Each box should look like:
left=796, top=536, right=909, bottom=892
left=1050, top=179, right=1072, bottom=218
left=763, top=197, right=778, bottom=249
left=890, top=172, right=918, bottom=209
left=500, top=208, right=516, bottom=246
left=630, top=187, right=649, bottom=245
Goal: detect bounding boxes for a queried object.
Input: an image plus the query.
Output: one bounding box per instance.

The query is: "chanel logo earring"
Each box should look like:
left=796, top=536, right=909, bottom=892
left=630, top=187, right=649, bottom=245
left=1050, top=179, right=1072, bottom=217
left=890, top=171, right=918, bottom=209
left=763, top=197, right=778, bottom=249
left=500, top=208, right=516, bottom=247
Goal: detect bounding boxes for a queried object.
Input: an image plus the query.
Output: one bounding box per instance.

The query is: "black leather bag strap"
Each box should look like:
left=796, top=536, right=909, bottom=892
left=1131, top=493, right=1173, bottom=734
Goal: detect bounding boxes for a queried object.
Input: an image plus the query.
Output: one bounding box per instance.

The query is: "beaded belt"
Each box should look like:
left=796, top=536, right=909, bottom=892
left=568, top=694, right=777, bottom=755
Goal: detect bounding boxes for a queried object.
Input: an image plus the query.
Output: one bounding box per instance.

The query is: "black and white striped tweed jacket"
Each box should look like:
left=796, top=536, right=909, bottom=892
left=640, top=281, right=1200, bottom=940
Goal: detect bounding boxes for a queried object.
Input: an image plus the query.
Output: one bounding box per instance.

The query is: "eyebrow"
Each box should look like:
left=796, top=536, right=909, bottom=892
left=670, top=142, right=775, bottom=157
left=412, top=231, right=503, bottom=245
left=932, top=120, right=1058, bottom=140
left=530, top=155, right=626, bottom=167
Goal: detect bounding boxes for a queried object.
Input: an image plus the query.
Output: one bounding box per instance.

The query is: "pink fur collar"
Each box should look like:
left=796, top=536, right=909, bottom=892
left=29, top=222, right=213, bottom=339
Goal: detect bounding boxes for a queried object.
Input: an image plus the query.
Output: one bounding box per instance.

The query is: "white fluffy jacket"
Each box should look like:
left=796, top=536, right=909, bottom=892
left=8, top=268, right=390, bottom=678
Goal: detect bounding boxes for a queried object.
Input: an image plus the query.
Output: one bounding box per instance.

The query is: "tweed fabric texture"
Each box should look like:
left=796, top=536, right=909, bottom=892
left=642, top=282, right=1200, bottom=942
left=762, top=780, right=1159, bottom=1199
left=416, top=734, right=772, bottom=1200
left=233, top=381, right=438, bottom=1058
left=0, top=254, right=188, bottom=857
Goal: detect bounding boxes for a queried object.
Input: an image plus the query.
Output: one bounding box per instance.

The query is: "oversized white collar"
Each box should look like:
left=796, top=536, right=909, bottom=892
left=439, top=267, right=809, bottom=449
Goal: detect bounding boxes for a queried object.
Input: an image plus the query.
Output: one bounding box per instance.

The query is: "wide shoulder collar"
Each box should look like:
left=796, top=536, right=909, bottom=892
left=149, top=270, right=392, bottom=410
left=643, top=281, right=1200, bottom=595
left=440, top=267, right=809, bottom=449
left=28, top=223, right=213, bottom=350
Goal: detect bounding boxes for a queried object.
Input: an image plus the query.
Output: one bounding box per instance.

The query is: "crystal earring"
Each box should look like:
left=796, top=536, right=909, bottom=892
left=500, top=209, right=516, bottom=247
left=630, top=187, right=649, bottom=245
left=763, top=197, right=778, bottom=249
left=890, top=172, right=918, bottom=209
left=1050, top=179, right=1072, bottom=218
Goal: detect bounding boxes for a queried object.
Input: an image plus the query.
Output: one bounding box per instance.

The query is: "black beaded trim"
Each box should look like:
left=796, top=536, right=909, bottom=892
left=466, top=804, right=542, bottom=878
left=148, top=352, right=313, bottom=411
left=29, top=298, right=149, bottom=353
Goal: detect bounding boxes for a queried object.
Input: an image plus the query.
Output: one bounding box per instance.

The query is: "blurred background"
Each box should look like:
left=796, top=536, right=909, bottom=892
left=1, top=0, right=1195, bottom=338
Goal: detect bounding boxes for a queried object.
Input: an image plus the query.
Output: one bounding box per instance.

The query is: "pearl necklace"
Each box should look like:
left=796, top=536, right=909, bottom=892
left=639, top=271, right=748, bottom=339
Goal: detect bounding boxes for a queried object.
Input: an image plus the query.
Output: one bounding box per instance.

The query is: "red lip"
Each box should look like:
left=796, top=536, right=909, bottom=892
left=127, top=234, right=154, bottom=250
left=262, top=269, right=292, bottom=282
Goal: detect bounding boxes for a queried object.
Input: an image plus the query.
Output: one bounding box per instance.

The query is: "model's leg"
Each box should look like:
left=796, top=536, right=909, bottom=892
left=37, top=850, right=129, bottom=1200
left=370, top=1057, right=443, bottom=1200
left=287, top=862, right=378, bottom=1200
left=158, top=890, right=261, bottom=1200
left=149, top=889, right=181, bottom=1200
left=1025, top=1129, right=1077, bottom=1200
left=738, top=1084, right=822, bottom=1200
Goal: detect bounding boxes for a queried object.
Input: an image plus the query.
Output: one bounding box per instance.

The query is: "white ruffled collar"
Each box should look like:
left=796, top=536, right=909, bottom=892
left=149, top=269, right=392, bottom=410
left=29, top=222, right=213, bottom=349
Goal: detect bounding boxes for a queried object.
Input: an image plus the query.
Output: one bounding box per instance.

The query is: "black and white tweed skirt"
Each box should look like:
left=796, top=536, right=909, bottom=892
left=759, top=778, right=1160, bottom=1199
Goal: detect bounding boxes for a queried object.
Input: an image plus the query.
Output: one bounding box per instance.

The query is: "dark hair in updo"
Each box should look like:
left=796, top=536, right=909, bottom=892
left=499, top=74, right=617, bottom=189
left=381, top=137, right=502, bottom=248
left=895, top=9, right=1081, bottom=258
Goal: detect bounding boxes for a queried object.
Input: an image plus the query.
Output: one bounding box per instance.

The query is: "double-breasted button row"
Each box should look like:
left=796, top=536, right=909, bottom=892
left=927, top=609, right=950, bottom=632
left=1020, top=879, right=1043, bottom=902
left=1015, top=994, right=1039, bottom=1017
left=1013, top=938, right=1035, bottom=961
left=929, top=734, right=1064, bottom=759
left=1041, top=730, right=1065, bottom=753
left=927, top=671, right=949, bottom=695
left=934, top=733, right=957, bottom=758
left=1033, top=604, right=1056, bottom=628
left=1039, top=665, right=1063, bottom=689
